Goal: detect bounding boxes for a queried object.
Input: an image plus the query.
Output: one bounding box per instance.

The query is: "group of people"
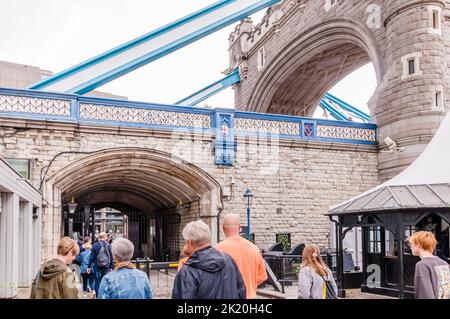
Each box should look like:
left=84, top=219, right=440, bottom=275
left=30, top=231, right=151, bottom=299
left=172, top=213, right=267, bottom=299
left=29, top=213, right=450, bottom=299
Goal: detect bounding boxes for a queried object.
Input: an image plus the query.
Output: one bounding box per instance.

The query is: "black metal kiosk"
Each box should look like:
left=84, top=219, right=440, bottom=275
left=328, top=114, right=450, bottom=299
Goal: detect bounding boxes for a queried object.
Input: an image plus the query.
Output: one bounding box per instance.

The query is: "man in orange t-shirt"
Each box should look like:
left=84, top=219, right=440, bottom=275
left=215, top=213, right=267, bottom=299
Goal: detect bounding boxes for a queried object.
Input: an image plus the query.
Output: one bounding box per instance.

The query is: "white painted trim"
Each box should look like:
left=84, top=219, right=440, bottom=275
left=33, top=208, right=42, bottom=273
left=19, top=202, right=33, bottom=288
left=0, top=193, right=20, bottom=298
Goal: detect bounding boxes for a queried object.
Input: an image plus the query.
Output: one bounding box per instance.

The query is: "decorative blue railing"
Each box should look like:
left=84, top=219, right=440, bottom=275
left=0, top=88, right=377, bottom=166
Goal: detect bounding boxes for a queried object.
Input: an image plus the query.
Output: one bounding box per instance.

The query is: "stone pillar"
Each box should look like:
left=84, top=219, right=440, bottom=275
left=83, top=206, right=91, bottom=237
left=101, top=210, right=107, bottom=233
left=42, top=184, right=63, bottom=260
left=32, top=207, right=42, bottom=275
left=0, top=193, right=20, bottom=298
left=372, top=0, right=447, bottom=180
left=228, top=18, right=254, bottom=108
left=18, top=201, right=33, bottom=287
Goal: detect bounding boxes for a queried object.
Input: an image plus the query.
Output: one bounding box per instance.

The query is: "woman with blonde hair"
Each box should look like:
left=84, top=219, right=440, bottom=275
left=30, top=237, right=80, bottom=299
left=298, top=244, right=337, bottom=299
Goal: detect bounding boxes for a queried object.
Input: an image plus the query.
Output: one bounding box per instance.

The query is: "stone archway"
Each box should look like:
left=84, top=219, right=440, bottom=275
left=246, top=18, right=383, bottom=117
left=41, top=148, right=222, bottom=260
left=233, top=0, right=449, bottom=180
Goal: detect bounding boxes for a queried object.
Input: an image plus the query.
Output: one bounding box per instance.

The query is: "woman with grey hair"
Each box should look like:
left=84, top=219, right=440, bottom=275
left=98, top=238, right=152, bottom=299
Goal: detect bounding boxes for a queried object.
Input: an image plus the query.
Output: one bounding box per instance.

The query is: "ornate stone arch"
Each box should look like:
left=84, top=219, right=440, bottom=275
left=41, top=147, right=222, bottom=259
left=247, top=18, right=384, bottom=116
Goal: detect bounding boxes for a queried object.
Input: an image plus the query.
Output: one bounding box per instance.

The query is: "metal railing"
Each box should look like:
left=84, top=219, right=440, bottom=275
left=0, top=87, right=377, bottom=145
left=131, top=258, right=179, bottom=292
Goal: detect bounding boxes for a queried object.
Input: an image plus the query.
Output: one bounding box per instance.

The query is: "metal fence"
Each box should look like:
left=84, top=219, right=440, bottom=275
left=131, top=258, right=178, bottom=294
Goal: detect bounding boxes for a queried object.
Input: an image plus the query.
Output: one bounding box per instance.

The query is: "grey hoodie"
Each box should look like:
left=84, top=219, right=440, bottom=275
left=298, top=266, right=338, bottom=299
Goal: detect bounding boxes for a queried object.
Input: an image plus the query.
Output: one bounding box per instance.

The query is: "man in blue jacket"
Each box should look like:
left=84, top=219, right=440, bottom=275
left=87, top=232, right=114, bottom=297
left=172, top=220, right=246, bottom=299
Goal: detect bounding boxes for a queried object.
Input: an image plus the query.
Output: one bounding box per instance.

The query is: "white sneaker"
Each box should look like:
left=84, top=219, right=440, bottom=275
left=82, top=292, right=87, bottom=298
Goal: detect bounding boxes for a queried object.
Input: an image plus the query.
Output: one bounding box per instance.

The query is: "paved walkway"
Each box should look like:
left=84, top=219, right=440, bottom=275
left=15, top=271, right=395, bottom=299
left=257, top=284, right=396, bottom=299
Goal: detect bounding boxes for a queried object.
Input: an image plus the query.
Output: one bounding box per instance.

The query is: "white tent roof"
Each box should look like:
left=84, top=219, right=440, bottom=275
left=329, top=113, right=450, bottom=215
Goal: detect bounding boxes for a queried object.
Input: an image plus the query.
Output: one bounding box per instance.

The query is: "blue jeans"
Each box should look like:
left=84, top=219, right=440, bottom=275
left=94, top=267, right=110, bottom=296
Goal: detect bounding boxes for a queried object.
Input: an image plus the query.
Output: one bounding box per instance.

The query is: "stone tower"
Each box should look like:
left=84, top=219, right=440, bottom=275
left=229, top=0, right=449, bottom=181
left=372, top=0, right=448, bottom=180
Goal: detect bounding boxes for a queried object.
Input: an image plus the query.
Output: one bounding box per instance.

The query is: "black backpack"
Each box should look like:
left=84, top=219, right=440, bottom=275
left=96, top=241, right=111, bottom=268
left=322, top=275, right=337, bottom=299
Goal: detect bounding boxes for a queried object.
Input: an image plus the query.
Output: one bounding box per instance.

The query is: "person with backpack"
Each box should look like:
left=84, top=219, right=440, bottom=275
left=98, top=238, right=153, bottom=299
left=88, top=232, right=114, bottom=296
left=76, top=242, right=95, bottom=297
left=298, top=244, right=337, bottom=299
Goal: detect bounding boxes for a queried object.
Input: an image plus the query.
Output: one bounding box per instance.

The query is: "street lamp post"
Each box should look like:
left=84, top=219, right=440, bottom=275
left=243, top=189, right=253, bottom=241
left=67, top=197, right=77, bottom=238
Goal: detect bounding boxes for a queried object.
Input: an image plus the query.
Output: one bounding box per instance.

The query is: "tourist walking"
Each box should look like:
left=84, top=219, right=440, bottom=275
left=215, top=213, right=267, bottom=298
left=298, top=244, right=337, bottom=299
left=79, top=236, right=92, bottom=254
left=76, top=242, right=95, bottom=297
left=409, top=231, right=450, bottom=299
left=98, top=238, right=152, bottom=299
left=88, top=232, right=114, bottom=296
left=177, top=243, right=193, bottom=271
left=172, top=220, right=246, bottom=299
left=30, top=237, right=80, bottom=299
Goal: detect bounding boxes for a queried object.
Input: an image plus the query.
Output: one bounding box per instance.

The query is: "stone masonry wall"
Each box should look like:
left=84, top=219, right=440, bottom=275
left=0, top=120, right=379, bottom=256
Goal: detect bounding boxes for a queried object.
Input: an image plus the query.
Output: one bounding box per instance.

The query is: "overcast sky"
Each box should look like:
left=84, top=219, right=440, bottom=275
left=0, top=0, right=376, bottom=116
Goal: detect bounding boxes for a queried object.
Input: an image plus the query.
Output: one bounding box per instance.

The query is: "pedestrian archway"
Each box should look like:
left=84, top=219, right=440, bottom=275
left=43, top=148, right=222, bottom=261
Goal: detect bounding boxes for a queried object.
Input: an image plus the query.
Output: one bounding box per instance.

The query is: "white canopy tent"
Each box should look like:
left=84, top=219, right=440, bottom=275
left=328, top=113, right=450, bottom=299
left=330, top=113, right=450, bottom=215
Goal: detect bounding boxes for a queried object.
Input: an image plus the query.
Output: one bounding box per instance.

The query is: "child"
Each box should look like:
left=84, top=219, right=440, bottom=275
left=76, top=242, right=94, bottom=297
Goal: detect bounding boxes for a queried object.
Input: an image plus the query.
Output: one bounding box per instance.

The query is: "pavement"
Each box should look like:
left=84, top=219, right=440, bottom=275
left=15, top=270, right=395, bottom=299
left=17, top=286, right=395, bottom=299
left=256, top=284, right=396, bottom=299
